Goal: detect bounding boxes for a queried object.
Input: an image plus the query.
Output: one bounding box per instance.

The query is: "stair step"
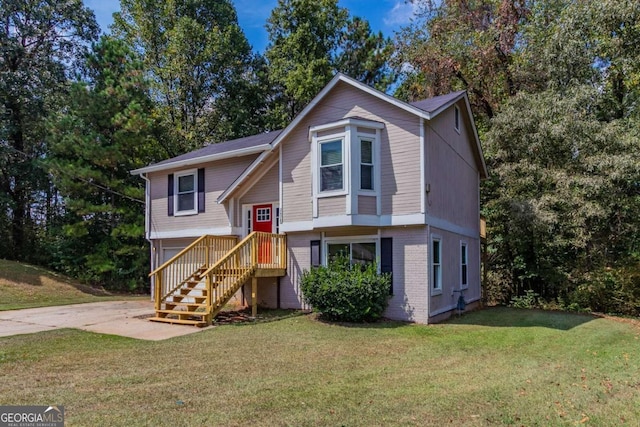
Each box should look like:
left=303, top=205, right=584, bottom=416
left=164, top=301, right=207, bottom=308
left=179, top=288, right=207, bottom=295
left=156, top=309, right=208, bottom=317
left=171, top=295, right=207, bottom=303
left=148, top=317, right=207, bottom=327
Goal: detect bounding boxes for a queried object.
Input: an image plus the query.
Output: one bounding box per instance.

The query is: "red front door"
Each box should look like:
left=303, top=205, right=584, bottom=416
left=252, top=204, right=272, bottom=264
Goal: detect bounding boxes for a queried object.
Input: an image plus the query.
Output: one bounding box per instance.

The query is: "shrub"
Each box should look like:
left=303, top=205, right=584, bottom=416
left=300, top=255, right=391, bottom=322
left=509, top=289, right=539, bottom=309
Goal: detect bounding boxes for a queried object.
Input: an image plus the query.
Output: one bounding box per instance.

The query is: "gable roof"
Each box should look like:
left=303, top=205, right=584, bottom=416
left=410, top=90, right=466, bottom=115
left=130, top=130, right=283, bottom=175
left=132, top=73, right=487, bottom=185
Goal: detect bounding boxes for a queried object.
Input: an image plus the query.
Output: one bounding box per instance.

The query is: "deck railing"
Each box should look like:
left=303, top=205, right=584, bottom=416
left=149, top=235, right=238, bottom=311
left=202, top=232, right=287, bottom=318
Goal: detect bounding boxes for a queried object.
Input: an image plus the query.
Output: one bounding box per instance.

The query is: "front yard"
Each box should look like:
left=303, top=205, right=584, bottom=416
left=0, top=308, right=638, bottom=426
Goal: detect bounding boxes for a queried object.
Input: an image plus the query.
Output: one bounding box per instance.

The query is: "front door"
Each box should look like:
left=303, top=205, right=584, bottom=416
left=252, top=204, right=273, bottom=264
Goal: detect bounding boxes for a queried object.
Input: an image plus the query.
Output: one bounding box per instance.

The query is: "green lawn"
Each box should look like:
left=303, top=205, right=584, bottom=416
left=0, top=259, right=145, bottom=310
left=0, top=307, right=638, bottom=426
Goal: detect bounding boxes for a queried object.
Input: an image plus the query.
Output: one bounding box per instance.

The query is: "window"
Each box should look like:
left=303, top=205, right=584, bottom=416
left=454, top=105, right=460, bottom=133
left=460, top=241, right=468, bottom=288
left=175, top=170, right=196, bottom=215
left=360, top=138, right=374, bottom=190
left=246, top=209, right=252, bottom=233
left=319, top=139, right=343, bottom=192
left=256, top=207, right=270, bottom=222
left=432, top=237, right=442, bottom=293
left=327, top=241, right=376, bottom=265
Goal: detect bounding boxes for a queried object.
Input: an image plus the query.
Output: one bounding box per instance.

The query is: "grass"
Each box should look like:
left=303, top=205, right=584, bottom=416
left=0, top=259, right=145, bottom=311
left=0, top=307, right=638, bottom=426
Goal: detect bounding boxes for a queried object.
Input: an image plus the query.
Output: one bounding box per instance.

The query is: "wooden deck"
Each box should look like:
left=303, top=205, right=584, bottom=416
left=148, top=232, right=286, bottom=326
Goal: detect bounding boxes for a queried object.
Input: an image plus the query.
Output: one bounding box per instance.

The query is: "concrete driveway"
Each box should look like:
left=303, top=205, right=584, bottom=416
left=0, top=300, right=207, bottom=341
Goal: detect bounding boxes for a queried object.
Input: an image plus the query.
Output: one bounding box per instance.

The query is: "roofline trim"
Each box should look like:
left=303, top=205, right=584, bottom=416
left=130, top=144, right=271, bottom=175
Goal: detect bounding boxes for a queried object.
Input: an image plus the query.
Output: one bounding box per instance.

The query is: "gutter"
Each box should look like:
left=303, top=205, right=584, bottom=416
left=130, top=144, right=271, bottom=175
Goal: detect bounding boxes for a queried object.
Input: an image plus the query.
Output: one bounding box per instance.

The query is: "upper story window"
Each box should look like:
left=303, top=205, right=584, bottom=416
left=320, top=139, right=344, bottom=192
left=175, top=170, right=197, bottom=215
left=167, top=168, right=204, bottom=217
left=454, top=105, right=460, bottom=133
left=309, top=118, right=384, bottom=208
left=360, top=138, right=374, bottom=191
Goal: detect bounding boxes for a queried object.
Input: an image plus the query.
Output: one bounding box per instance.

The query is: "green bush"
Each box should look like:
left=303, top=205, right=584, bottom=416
left=568, top=268, right=640, bottom=316
left=509, top=289, right=540, bottom=309
left=300, top=255, right=391, bottom=322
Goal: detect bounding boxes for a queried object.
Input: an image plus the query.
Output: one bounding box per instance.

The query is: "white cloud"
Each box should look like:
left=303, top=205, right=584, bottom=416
left=383, top=1, right=419, bottom=27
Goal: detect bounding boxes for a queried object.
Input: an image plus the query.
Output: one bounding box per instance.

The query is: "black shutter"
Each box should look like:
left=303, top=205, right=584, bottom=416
left=167, top=173, right=174, bottom=216
left=197, top=168, right=205, bottom=213
left=310, top=240, right=321, bottom=267
left=381, top=237, right=393, bottom=294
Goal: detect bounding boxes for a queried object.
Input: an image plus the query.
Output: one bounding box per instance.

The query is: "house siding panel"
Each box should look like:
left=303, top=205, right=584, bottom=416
left=240, top=163, right=278, bottom=206
left=317, top=196, right=345, bottom=217
left=425, top=102, right=480, bottom=231
left=380, top=227, right=429, bottom=323
left=281, top=81, right=422, bottom=225
left=279, top=232, right=320, bottom=309
left=358, top=195, right=376, bottom=215
left=148, top=155, right=257, bottom=236
left=428, top=227, right=481, bottom=317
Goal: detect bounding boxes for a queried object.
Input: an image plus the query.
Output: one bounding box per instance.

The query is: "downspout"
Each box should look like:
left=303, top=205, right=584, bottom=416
left=139, top=173, right=154, bottom=299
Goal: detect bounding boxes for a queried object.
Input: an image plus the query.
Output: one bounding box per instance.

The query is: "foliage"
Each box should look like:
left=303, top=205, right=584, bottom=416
left=394, top=0, right=530, bottom=125
left=300, top=255, right=390, bottom=322
left=265, top=0, right=396, bottom=127
left=113, top=0, right=265, bottom=154
left=46, top=36, right=159, bottom=291
left=0, top=0, right=99, bottom=261
left=509, top=289, right=539, bottom=309
left=568, top=267, right=640, bottom=316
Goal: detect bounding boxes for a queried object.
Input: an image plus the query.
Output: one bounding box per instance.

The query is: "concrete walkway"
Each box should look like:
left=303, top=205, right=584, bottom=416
left=0, top=300, right=207, bottom=341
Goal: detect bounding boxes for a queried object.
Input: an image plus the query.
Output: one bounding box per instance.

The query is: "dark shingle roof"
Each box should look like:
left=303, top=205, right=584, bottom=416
left=151, top=129, right=283, bottom=168
left=410, top=90, right=466, bottom=113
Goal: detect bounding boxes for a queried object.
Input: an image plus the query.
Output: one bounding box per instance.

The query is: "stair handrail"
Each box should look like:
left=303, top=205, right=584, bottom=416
left=201, top=232, right=287, bottom=320
left=150, top=235, right=238, bottom=312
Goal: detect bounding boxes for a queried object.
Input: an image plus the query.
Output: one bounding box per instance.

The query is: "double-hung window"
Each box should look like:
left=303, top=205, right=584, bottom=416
left=175, top=170, right=197, bottom=215
left=431, top=236, right=442, bottom=293
left=319, top=139, right=343, bottom=192
left=360, top=138, right=374, bottom=191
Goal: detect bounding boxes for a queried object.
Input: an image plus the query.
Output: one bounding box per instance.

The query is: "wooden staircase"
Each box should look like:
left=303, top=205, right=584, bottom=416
left=148, top=232, right=286, bottom=327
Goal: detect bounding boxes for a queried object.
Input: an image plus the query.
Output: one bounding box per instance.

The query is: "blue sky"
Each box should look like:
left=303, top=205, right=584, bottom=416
left=84, top=0, right=419, bottom=53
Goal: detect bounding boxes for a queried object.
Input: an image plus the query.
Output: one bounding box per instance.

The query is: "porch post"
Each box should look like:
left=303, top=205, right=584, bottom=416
left=251, top=276, right=258, bottom=318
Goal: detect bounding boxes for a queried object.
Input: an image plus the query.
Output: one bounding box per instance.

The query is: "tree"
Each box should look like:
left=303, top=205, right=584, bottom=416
left=112, top=0, right=264, bottom=155
left=47, top=36, right=159, bottom=291
left=265, top=0, right=396, bottom=127
left=394, top=0, right=530, bottom=125
left=265, top=0, right=349, bottom=126
left=335, top=17, right=396, bottom=92
left=0, top=0, right=99, bottom=261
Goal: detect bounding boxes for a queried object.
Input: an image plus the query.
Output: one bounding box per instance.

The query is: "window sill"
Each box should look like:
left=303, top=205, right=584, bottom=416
left=317, top=189, right=348, bottom=198
left=174, top=210, right=198, bottom=217
left=431, top=289, right=443, bottom=296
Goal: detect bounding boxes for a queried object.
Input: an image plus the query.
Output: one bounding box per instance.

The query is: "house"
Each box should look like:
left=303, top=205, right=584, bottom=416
left=131, top=73, right=488, bottom=326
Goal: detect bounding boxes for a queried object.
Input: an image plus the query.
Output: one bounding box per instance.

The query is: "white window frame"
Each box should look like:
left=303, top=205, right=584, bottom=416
left=317, top=135, right=347, bottom=196
left=454, top=105, right=461, bottom=134
left=460, top=240, right=468, bottom=289
left=324, top=236, right=379, bottom=270
left=174, top=169, right=198, bottom=216
left=431, top=235, right=443, bottom=295
left=358, top=136, right=375, bottom=192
